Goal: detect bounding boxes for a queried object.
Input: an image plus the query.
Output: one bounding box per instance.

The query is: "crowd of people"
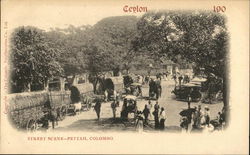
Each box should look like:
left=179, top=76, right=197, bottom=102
left=91, top=72, right=225, bottom=133
left=172, top=74, right=191, bottom=86
left=134, top=100, right=166, bottom=132
left=180, top=105, right=226, bottom=133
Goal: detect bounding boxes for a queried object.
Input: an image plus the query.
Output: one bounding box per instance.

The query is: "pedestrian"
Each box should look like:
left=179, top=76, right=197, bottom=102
left=159, top=107, right=166, bottom=130
left=148, top=100, right=153, bottom=120
left=142, top=104, right=150, bottom=124
left=135, top=111, right=144, bottom=132
left=149, top=79, right=154, bottom=98
left=178, top=75, right=183, bottom=86
left=186, top=108, right=193, bottom=132
left=48, top=110, right=57, bottom=129
left=158, top=85, right=162, bottom=98
left=113, top=90, right=117, bottom=101
left=121, top=99, right=128, bottom=119
left=94, top=100, right=101, bottom=120
left=153, top=106, right=159, bottom=129
left=192, top=106, right=199, bottom=129
left=196, top=105, right=203, bottom=128
left=145, top=76, right=149, bottom=84
left=180, top=116, right=189, bottom=132
left=187, top=94, right=192, bottom=109
left=173, top=74, right=177, bottom=85
left=104, top=90, right=108, bottom=102
left=154, top=101, right=160, bottom=110
left=204, top=106, right=211, bottom=126
left=111, top=100, right=117, bottom=118
left=133, top=101, right=138, bottom=115
left=218, top=110, right=225, bottom=125
left=138, top=86, right=142, bottom=96
left=116, top=99, right=120, bottom=107
left=107, top=89, right=112, bottom=101
left=155, top=79, right=161, bottom=99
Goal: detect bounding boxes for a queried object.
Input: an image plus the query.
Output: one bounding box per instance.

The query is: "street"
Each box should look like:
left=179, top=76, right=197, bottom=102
left=54, top=80, right=223, bottom=132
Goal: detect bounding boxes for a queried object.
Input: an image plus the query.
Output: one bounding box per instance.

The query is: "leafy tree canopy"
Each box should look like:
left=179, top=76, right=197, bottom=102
left=134, top=11, right=228, bottom=78
left=86, top=16, right=139, bottom=75
left=11, top=26, right=64, bottom=92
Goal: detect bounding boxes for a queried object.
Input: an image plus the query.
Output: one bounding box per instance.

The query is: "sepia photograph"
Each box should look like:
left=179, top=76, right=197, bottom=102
left=7, top=11, right=229, bottom=133
left=1, top=0, right=249, bottom=154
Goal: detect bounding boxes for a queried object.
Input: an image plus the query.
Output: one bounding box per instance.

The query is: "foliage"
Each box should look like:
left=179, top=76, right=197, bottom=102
left=134, top=11, right=228, bottom=79
left=86, top=16, right=139, bottom=75
left=45, top=25, right=92, bottom=76
left=10, top=26, right=63, bottom=92
left=133, top=11, right=229, bottom=106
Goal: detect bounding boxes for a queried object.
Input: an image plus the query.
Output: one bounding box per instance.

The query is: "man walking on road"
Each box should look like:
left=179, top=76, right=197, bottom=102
left=159, top=107, right=166, bottom=130
left=148, top=100, right=153, bottom=120
left=94, top=100, right=101, bottom=120
left=153, top=102, right=160, bottom=129
left=154, top=101, right=160, bottom=110
left=187, top=94, right=192, bottom=109
left=111, top=100, right=117, bottom=118
left=143, top=104, right=150, bottom=124
left=178, top=75, right=183, bottom=86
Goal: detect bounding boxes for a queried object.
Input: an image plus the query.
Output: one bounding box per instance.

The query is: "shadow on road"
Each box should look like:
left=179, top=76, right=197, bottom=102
left=55, top=116, right=182, bottom=133
left=55, top=117, right=137, bottom=132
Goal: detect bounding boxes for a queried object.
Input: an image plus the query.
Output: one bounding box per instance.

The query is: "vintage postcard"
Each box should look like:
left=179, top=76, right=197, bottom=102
left=1, top=0, right=249, bottom=154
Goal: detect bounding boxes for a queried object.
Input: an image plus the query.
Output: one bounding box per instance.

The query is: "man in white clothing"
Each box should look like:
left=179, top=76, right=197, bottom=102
left=159, top=107, right=166, bottom=130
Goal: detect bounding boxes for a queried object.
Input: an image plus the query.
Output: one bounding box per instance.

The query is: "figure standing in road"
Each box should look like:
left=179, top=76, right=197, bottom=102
left=204, top=106, right=211, bottom=126
left=121, top=98, right=128, bottom=119
left=173, top=74, right=177, bottom=86
left=94, top=100, right=101, bottom=120
left=113, top=90, right=117, bottom=101
left=180, top=116, right=189, bottom=132
left=192, top=106, right=199, bottom=129
left=153, top=104, right=160, bottom=129
left=104, top=90, right=108, bottom=102
left=154, top=101, right=160, bottom=110
left=187, top=94, right=192, bottom=109
left=142, top=104, right=150, bottom=124
left=178, top=75, right=183, bottom=86
left=111, top=100, right=117, bottom=118
left=186, top=107, right=193, bottom=132
left=135, top=111, right=144, bottom=132
left=159, top=107, right=166, bottom=130
left=148, top=100, right=153, bottom=120
left=196, top=105, right=203, bottom=128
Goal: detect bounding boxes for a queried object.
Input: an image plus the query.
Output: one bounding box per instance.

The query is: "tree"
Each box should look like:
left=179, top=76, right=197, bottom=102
left=45, top=25, right=92, bottom=76
left=134, top=11, right=229, bottom=109
left=10, top=26, right=63, bottom=92
left=86, top=16, right=139, bottom=75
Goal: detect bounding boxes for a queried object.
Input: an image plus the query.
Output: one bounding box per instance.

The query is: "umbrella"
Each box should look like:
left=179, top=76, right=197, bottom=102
left=191, top=77, right=207, bottom=82
left=182, top=83, right=201, bottom=88
left=179, top=108, right=196, bottom=116
left=130, top=83, right=142, bottom=86
left=124, top=95, right=137, bottom=100
left=190, top=81, right=202, bottom=86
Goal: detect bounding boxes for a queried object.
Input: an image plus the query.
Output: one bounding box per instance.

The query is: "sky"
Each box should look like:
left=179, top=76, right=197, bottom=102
left=2, top=0, right=146, bottom=31
left=2, top=0, right=227, bottom=31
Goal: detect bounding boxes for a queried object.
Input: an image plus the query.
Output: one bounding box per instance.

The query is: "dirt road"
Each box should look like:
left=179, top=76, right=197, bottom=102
left=54, top=80, right=223, bottom=132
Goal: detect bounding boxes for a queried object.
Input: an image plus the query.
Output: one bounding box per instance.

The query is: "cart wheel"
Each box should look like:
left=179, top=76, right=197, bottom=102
left=60, top=106, right=67, bottom=120
left=26, top=119, right=37, bottom=131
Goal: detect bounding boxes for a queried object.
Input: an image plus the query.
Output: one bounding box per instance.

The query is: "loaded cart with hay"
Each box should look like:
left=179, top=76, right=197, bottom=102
left=7, top=74, right=98, bottom=131
left=7, top=89, right=71, bottom=131
left=8, top=91, right=50, bottom=131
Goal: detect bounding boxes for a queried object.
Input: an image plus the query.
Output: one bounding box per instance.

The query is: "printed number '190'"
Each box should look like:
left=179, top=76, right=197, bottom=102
left=214, top=6, right=226, bottom=13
